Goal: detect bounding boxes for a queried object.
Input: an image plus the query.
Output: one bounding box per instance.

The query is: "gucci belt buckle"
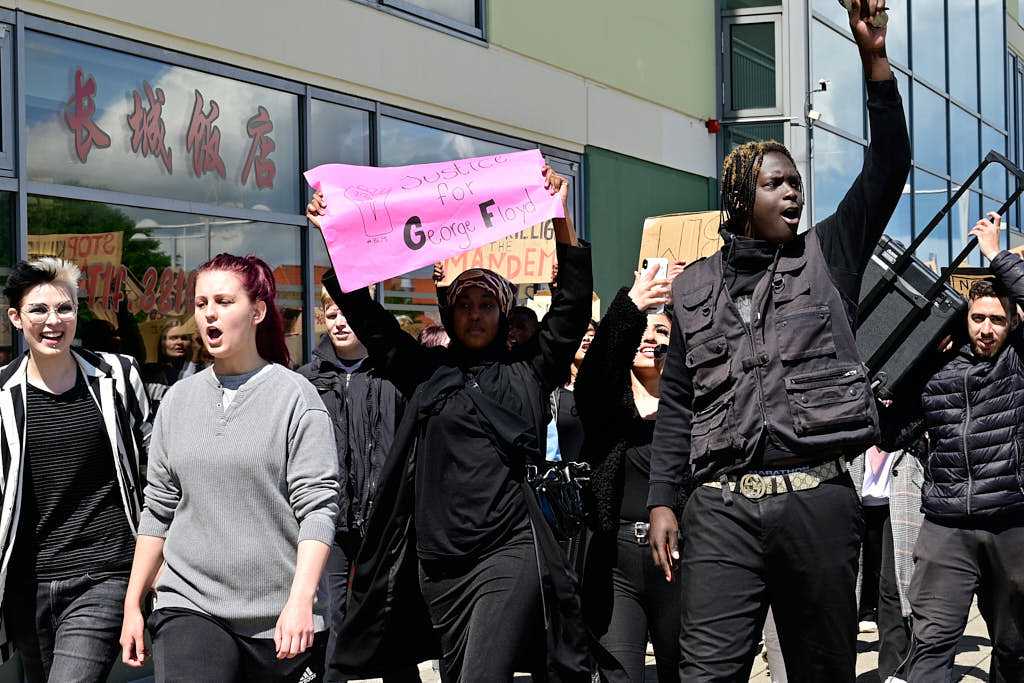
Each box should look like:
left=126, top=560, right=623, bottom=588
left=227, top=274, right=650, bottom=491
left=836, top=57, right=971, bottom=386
left=738, top=473, right=768, bottom=500
left=633, top=522, right=650, bottom=546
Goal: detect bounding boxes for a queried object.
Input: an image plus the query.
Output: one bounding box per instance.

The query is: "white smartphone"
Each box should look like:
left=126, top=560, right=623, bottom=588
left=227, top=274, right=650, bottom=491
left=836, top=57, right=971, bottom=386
left=641, top=257, right=669, bottom=314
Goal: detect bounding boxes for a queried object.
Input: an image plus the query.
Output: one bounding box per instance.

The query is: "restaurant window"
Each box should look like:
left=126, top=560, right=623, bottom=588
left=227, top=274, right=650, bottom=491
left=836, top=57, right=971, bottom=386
left=0, top=23, right=13, bottom=172
left=0, top=193, right=15, bottom=363
left=27, top=196, right=305, bottom=376
left=377, top=116, right=518, bottom=327
left=309, top=99, right=373, bottom=339
left=26, top=31, right=300, bottom=213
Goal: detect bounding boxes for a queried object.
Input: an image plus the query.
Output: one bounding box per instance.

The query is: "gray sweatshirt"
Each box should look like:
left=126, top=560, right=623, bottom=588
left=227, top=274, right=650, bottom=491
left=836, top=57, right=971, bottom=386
left=138, top=363, right=340, bottom=638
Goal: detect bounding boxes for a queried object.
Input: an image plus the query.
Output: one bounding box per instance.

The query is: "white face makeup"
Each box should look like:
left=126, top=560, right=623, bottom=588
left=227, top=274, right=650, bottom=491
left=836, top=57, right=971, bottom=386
left=9, top=283, right=78, bottom=359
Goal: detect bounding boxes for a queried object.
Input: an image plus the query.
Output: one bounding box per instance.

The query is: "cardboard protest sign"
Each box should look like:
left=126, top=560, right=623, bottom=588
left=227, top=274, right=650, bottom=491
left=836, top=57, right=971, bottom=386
left=944, top=267, right=991, bottom=298
left=305, top=149, right=564, bottom=292
left=636, top=211, right=724, bottom=269
left=440, top=220, right=555, bottom=285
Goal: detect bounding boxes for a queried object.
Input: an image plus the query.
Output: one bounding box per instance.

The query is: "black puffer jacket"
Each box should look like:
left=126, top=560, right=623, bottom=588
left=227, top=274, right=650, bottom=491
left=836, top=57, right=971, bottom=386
left=913, top=251, right=1024, bottom=523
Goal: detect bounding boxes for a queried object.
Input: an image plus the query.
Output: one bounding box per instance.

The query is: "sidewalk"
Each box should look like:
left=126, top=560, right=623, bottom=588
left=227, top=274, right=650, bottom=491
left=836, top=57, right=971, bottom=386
left=351, top=601, right=992, bottom=682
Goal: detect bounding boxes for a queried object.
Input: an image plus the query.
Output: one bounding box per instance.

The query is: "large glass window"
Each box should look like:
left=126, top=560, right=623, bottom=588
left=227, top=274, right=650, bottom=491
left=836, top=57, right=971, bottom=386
left=812, top=128, right=862, bottom=223
left=378, top=116, right=519, bottom=323
left=26, top=31, right=300, bottom=213
left=912, top=0, right=947, bottom=89
left=886, top=2, right=909, bottom=67
left=394, top=0, right=476, bottom=26
left=309, top=101, right=371, bottom=169
left=813, top=0, right=849, bottom=28
left=885, top=192, right=914, bottom=248
left=811, top=20, right=865, bottom=137
left=948, top=0, right=979, bottom=109
left=27, top=196, right=304, bottom=367
left=983, top=124, right=1008, bottom=200
left=980, top=0, right=1006, bottom=127
left=915, top=170, right=951, bottom=271
left=0, top=193, right=15, bottom=364
left=950, top=189, right=982, bottom=262
left=914, top=83, right=948, bottom=175
left=950, top=105, right=980, bottom=184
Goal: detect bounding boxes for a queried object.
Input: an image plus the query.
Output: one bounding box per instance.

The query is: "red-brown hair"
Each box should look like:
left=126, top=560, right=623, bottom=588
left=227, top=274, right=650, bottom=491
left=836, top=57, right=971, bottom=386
left=194, top=253, right=291, bottom=367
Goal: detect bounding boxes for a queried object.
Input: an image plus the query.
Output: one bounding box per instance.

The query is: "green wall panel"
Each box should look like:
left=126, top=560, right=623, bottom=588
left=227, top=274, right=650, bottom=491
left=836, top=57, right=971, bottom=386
left=488, top=0, right=716, bottom=120
left=585, top=147, right=716, bottom=313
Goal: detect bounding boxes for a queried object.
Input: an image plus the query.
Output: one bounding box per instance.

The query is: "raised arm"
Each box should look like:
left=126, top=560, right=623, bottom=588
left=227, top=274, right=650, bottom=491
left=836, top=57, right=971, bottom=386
left=321, top=270, right=435, bottom=397
left=529, top=167, right=593, bottom=391
left=815, top=1, right=912, bottom=302
left=576, top=269, right=672, bottom=458
left=977, top=214, right=1024, bottom=309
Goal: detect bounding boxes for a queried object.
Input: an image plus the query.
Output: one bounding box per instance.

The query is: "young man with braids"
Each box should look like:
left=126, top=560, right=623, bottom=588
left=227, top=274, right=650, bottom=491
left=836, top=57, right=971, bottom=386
left=647, top=1, right=910, bottom=680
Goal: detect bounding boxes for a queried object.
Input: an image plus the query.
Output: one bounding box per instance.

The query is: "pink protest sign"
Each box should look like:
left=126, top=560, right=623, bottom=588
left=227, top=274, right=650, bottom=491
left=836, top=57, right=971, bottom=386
left=304, top=149, right=564, bottom=292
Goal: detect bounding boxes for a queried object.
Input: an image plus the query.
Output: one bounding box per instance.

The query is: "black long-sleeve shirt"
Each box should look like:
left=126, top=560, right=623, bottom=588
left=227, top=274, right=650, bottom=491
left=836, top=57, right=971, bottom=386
left=648, top=76, right=912, bottom=509
left=323, top=242, right=593, bottom=560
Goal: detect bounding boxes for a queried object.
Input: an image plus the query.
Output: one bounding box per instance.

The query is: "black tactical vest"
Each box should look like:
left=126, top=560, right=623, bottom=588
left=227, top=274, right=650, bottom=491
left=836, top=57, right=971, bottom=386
left=673, top=229, right=879, bottom=477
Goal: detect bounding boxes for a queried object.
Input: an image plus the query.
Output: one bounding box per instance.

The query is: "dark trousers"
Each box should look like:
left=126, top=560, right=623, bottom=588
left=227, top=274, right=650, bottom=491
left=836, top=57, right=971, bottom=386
left=583, top=523, right=681, bottom=682
left=2, top=571, right=127, bottom=683
left=860, top=504, right=889, bottom=621
left=148, top=607, right=328, bottom=682
left=678, top=474, right=863, bottom=682
left=877, top=515, right=911, bottom=681
left=325, top=539, right=421, bottom=682
left=908, top=519, right=1024, bottom=682
left=418, top=527, right=545, bottom=683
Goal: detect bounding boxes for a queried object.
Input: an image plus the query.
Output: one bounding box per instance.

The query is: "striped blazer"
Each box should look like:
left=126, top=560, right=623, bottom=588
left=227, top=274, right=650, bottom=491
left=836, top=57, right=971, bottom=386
left=0, top=347, right=151, bottom=662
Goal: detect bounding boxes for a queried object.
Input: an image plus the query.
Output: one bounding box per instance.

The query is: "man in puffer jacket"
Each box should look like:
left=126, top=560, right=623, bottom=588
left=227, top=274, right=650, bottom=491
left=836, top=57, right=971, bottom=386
left=888, top=213, right=1024, bottom=682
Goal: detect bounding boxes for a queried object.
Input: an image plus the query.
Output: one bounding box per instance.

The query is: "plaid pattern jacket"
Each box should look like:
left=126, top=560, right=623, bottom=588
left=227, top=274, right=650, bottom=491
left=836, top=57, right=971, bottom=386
left=0, top=348, right=151, bottom=662
left=851, top=449, right=924, bottom=617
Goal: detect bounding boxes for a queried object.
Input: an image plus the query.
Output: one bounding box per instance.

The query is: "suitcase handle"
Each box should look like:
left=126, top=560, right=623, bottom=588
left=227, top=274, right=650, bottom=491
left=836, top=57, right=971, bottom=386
left=899, top=150, right=1023, bottom=276
left=859, top=150, right=1024, bottom=321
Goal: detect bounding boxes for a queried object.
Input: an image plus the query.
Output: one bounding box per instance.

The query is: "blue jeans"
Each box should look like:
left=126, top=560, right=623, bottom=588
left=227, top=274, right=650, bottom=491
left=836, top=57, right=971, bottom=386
left=3, top=572, right=128, bottom=683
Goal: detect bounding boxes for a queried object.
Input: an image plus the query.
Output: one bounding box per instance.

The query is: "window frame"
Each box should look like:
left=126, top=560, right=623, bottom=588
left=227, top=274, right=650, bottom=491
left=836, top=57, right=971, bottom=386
left=351, top=0, right=486, bottom=43
left=723, top=12, right=785, bottom=119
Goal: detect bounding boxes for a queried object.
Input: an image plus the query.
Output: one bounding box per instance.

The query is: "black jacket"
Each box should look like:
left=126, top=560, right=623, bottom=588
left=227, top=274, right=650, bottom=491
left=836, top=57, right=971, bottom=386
left=323, top=242, right=599, bottom=681
left=887, top=251, right=1024, bottom=524
left=576, top=288, right=684, bottom=532
left=649, top=77, right=911, bottom=508
left=297, top=336, right=403, bottom=539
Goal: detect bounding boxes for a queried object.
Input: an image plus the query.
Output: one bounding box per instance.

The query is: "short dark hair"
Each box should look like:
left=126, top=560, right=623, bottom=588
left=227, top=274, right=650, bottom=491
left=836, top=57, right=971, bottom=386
left=3, top=258, right=82, bottom=311
left=968, top=279, right=1016, bottom=324
left=509, top=306, right=539, bottom=325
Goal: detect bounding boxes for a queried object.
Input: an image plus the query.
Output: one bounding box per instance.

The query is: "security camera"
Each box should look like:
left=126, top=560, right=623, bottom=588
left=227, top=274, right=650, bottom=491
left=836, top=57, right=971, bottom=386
left=808, top=110, right=822, bottom=121
left=818, top=79, right=830, bottom=92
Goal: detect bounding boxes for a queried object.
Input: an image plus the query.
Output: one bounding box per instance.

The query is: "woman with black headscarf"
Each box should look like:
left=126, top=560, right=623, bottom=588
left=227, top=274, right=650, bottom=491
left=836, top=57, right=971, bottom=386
left=306, top=167, right=594, bottom=683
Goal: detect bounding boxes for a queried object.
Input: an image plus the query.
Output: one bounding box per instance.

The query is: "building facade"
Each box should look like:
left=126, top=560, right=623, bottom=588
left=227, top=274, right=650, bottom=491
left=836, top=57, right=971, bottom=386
left=0, top=0, right=720, bottom=373
left=722, top=0, right=1020, bottom=274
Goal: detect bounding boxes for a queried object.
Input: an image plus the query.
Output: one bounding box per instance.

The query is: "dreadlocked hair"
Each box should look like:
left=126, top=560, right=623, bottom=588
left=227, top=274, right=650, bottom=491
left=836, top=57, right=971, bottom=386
left=720, top=140, right=800, bottom=236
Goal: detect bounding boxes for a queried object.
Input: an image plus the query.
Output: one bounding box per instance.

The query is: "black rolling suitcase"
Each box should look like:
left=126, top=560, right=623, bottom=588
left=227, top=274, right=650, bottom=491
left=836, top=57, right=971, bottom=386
left=856, top=150, right=1024, bottom=399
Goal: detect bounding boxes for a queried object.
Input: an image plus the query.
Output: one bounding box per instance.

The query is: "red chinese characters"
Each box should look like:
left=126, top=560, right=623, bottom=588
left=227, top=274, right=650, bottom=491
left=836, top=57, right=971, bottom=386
left=241, top=105, right=276, bottom=190
left=127, top=81, right=173, bottom=173
left=185, top=90, right=226, bottom=179
left=64, top=68, right=111, bottom=164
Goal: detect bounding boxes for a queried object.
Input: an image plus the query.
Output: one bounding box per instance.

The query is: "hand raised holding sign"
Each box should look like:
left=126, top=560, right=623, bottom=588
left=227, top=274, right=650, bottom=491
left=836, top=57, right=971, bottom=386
left=306, top=190, right=327, bottom=230
left=543, top=165, right=579, bottom=247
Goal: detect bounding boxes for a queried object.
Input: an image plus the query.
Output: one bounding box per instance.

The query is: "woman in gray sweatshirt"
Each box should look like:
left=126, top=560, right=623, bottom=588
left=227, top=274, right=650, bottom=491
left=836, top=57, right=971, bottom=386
left=119, top=254, right=340, bottom=682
